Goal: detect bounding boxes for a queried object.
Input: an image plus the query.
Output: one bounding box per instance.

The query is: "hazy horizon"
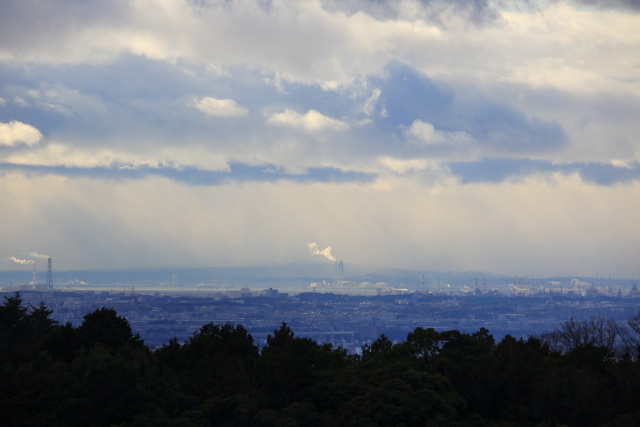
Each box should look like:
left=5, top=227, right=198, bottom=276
left=2, top=261, right=638, bottom=291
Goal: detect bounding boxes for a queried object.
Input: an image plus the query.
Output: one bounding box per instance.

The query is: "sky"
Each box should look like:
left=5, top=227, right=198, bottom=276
left=0, top=0, right=639, bottom=278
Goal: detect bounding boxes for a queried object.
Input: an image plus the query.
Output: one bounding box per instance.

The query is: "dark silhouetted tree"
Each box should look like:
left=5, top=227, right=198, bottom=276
left=77, top=307, right=144, bottom=351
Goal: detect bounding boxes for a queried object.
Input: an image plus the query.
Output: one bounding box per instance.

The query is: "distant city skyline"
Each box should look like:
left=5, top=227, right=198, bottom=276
left=1, top=1, right=639, bottom=277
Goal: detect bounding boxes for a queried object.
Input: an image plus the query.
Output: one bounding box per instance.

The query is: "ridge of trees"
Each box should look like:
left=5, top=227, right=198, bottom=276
left=2, top=292, right=640, bottom=426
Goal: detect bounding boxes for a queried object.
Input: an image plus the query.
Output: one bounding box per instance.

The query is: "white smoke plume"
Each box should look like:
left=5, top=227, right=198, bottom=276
left=28, top=252, right=50, bottom=259
left=9, top=256, right=35, bottom=265
left=571, top=278, right=590, bottom=288
left=308, top=242, right=337, bottom=262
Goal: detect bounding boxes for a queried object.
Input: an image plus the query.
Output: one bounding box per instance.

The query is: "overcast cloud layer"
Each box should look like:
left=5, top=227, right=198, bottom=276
left=1, top=0, right=638, bottom=278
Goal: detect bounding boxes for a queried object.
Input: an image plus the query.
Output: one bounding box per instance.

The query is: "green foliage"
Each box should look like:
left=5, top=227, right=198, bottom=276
left=3, top=294, right=640, bottom=426
left=361, top=333, right=393, bottom=358
left=0, top=293, right=59, bottom=364
left=257, top=322, right=325, bottom=409
left=160, top=322, right=259, bottom=400
left=77, top=307, right=144, bottom=351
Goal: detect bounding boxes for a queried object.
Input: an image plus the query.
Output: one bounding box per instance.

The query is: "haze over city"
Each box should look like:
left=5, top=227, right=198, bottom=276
left=1, top=0, right=639, bottom=278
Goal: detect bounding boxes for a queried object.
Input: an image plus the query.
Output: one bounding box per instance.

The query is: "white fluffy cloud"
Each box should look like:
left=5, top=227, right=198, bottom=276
left=3, top=142, right=231, bottom=171
left=193, top=96, right=248, bottom=117
left=267, top=109, right=349, bottom=132
left=0, top=121, right=42, bottom=147
left=407, top=120, right=473, bottom=146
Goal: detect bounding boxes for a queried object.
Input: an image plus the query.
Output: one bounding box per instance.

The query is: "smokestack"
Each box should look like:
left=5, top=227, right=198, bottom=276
left=47, top=258, right=53, bottom=291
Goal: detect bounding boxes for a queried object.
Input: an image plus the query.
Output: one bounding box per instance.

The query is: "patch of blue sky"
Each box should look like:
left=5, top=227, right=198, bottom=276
left=0, top=162, right=376, bottom=186
left=449, top=159, right=640, bottom=185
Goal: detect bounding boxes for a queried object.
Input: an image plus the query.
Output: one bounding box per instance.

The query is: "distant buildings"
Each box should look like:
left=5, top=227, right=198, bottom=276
left=4, top=282, right=640, bottom=352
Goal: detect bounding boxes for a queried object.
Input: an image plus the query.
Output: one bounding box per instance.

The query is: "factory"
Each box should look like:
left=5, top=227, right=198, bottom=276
left=2, top=257, right=54, bottom=293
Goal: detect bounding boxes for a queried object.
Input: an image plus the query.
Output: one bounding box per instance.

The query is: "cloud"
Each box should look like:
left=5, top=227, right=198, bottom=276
left=406, top=120, right=473, bottom=146
left=377, top=156, right=441, bottom=174
left=267, top=109, right=349, bottom=132
left=1, top=0, right=637, bottom=95
left=570, top=0, right=640, bottom=12
left=0, top=161, right=375, bottom=186
left=359, top=88, right=382, bottom=118
left=0, top=121, right=43, bottom=146
left=0, top=0, right=638, bottom=277
left=193, top=96, right=249, bottom=117
left=321, top=0, right=499, bottom=27
left=370, top=63, right=567, bottom=157
left=2, top=141, right=232, bottom=172
left=448, top=158, right=640, bottom=185
left=1, top=170, right=638, bottom=277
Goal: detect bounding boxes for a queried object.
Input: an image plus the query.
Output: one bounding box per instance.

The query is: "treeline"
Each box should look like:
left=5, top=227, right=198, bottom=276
left=2, top=293, right=640, bottom=426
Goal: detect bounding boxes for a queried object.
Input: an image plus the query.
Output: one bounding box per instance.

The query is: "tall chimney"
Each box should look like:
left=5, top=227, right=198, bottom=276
left=47, top=258, right=53, bottom=291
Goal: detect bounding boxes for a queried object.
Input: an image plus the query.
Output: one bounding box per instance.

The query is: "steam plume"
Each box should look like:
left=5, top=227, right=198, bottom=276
left=28, top=252, right=50, bottom=259
left=9, top=256, right=35, bottom=265
left=308, top=242, right=337, bottom=262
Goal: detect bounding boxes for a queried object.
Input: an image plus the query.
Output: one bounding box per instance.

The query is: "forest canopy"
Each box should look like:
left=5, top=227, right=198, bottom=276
left=2, top=292, right=640, bottom=426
